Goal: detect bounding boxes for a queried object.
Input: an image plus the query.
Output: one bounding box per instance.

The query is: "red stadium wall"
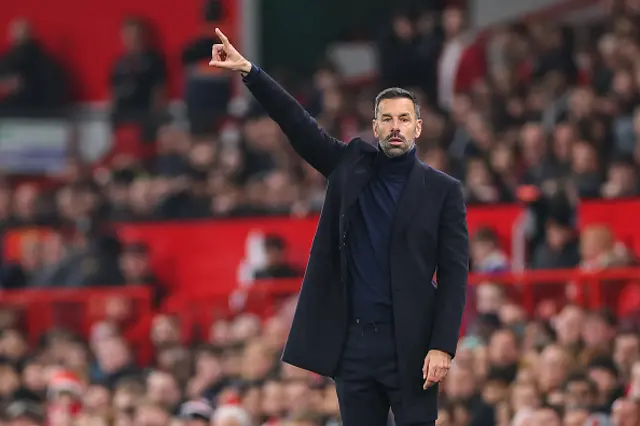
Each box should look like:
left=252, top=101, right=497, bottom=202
left=4, top=200, right=640, bottom=297
left=2, top=205, right=522, bottom=295
left=0, top=0, right=238, bottom=101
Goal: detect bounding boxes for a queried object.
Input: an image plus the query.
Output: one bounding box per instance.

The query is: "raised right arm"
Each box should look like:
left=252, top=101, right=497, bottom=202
left=207, top=28, right=345, bottom=177
left=241, top=64, right=346, bottom=177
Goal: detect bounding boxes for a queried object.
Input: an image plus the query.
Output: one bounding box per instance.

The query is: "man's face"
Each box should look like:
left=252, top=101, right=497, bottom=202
left=373, top=98, right=422, bottom=157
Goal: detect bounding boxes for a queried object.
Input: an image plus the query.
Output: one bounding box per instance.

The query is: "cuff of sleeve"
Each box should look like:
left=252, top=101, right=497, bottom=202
left=241, top=63, right=260, bottom=83
left=429, top=345, right=456, bottom=360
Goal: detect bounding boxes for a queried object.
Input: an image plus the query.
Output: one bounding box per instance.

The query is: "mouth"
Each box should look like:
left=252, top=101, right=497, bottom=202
left=388, top=138, right=404, bottom=146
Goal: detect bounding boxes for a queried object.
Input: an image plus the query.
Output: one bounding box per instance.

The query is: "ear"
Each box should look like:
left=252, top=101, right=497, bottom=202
left=415, top=119, right=423, bottom=139
left=372, top=119, right=379, bottom=139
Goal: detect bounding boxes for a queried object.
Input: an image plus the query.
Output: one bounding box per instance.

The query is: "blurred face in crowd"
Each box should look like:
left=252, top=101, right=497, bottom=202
left=582, top=313, right=614, bottom=349
left=8, top=18, right=31, bottom=45
left=84, top=384, right=111, bottom=414
left=95, top=337, right=131, bottom=374
left=423, top=147, right=448, bottom=172
left=546, top=220, right=573, bottom=251
left=511, top=383, right=540, bottom=412
left=588, top=366, right=618, bottom=403
left=554, top=305, right=584, bottom=347
left=564, top=377, right=596, bottom=409
left=231, top=314, right=262, bottom=344
left=614, top=334, right=640, bottom=376
left=500, top=303, right=526, bottom=329
left=553, top=123, right=576, bottom=163
left=482, top=379, right=509, bottom=404
left=392, top=15, right=413, bottom=40
left=262, top=316, right=289, bottom=350
left=129, top=179, right=156, bottom=215
left=14, top=184, right=38, bottom=221
left=373, top=95, right=422, bottom=157
left=466, top=158, right=493, bottom=187
left=21, top=359, right=46, bottom=392
left=571, top=141, right=598, bottom=174
left=262, top=380, right=285, bottom=418
left=489, top=329, right=520, bottom=367
left=241, top=340, right=275, bottom=381
left=151, top=315, right=181, bottom=349
left=239, top=385, right=261, bottom=421
left=284, top=380, right=313, bottom=412
left=563, top=408, right=589, bottom=426
left=476, top=283, right=504, bottom=314
left=147, top=371, right=181, bottom=409
left=195, top=349, right=223, bottom=385
left=120, top=247, right=151, bottom=282
left=121, top=21, right=145, bottom=52
left=0, top=364, right=20, bottom=397
left=444, top=367, right=477, bottom=401
left=530, top=407, right=561, bottom=426
left=134, top=404, right=170, bottom=426
left=612, top=69, right=635, bottom=98
left=465, top=112, right=493, bottom=151
left=611, top=398, right=639, bottom=426
left=538, top=345, right=570, bottom=393
left=0, top=329, right=27, bottom=361
left=520, top=123, right=546, bottom=167
left=443, top=7, right=464, bottom=38
left=569, top=88, right=595, bottom=119
left=113, top=385, right=141, bottom=414
left=490, top=143, right=516, bottom=175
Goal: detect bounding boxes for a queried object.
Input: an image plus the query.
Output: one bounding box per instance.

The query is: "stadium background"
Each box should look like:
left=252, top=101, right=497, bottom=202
left=0, top=0, right=639, bottom=425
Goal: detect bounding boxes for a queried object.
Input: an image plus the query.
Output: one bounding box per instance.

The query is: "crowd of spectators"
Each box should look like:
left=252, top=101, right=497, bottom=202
left=0, top=0, right=640, bottom=425
left=0, top=276, right=638, bottom=425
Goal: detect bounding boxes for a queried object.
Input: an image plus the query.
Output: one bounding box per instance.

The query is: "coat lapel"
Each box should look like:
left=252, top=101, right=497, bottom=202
left=340, top=154, right=374, bottom=236
left=392, top=160, right=428, bottom=236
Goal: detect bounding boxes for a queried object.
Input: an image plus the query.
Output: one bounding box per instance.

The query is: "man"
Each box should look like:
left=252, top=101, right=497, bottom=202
left=209, top=29, right=468, bottom=426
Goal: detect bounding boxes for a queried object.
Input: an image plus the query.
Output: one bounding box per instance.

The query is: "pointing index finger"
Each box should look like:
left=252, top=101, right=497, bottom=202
left=215, top=28, right=230, bottom=45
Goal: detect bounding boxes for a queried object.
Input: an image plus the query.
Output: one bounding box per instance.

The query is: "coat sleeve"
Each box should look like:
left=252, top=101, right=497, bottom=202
left=431, top=180, right=469, bottom=358
left=242, top=64, right=346, bottom=177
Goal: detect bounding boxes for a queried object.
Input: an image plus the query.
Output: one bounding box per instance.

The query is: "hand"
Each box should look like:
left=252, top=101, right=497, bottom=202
left=209, top=28, right=252, bottom=74
left=422, top=349, right=451, bottom=389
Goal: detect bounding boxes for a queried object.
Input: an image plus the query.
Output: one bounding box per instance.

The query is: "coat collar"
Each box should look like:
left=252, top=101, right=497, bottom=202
left=339, top=145, right=430, bottom=236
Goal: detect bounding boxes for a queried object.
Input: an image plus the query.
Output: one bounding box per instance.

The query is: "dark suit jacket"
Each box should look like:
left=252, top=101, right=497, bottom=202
left=243, top=65, right=469, bottom=422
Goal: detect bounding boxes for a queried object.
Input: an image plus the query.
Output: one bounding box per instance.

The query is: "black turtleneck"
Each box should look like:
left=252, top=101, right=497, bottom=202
left=346, top=145, right=416, bottom=323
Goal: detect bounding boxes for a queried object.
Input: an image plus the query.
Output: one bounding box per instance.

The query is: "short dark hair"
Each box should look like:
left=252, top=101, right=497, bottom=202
left=473, top=227, right=499, bottom=244
left=563, top=372, right=597, bottom=394
left=374, top=88, right=421, bottom=119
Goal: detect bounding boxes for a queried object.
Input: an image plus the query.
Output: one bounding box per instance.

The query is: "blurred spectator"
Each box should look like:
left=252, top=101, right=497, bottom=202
left=110, top=16, right=166, bottom=125
left=580, top=225, right=634, bottom=270
left=0, top=18, right=67, bottom=113
left=470, top=227, right=509, bottom=273
left=254, top=235, right=302, bottom=279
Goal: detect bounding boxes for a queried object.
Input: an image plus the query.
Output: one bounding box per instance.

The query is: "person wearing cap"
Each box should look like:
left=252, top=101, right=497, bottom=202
left=179, top=400, right=214, bottom=426
left=45, top=369, right=85, bottom=425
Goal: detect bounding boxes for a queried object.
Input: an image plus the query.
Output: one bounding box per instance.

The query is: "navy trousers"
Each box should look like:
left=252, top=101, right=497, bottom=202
left=334, top=321, right=436, bottom=426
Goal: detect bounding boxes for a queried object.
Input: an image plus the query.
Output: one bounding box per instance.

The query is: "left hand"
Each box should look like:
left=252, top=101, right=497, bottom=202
left=422, top=349, right=451, bottom=389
